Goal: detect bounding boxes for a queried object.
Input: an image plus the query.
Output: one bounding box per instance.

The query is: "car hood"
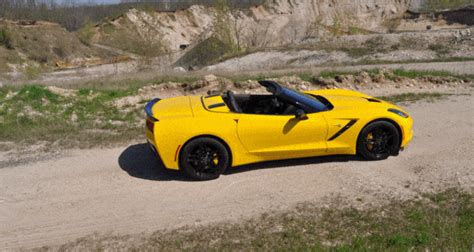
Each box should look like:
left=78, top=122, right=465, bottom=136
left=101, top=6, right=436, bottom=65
left=305, top=89, right=405, bottom=112
left=324, top=95, right=384, bottom=109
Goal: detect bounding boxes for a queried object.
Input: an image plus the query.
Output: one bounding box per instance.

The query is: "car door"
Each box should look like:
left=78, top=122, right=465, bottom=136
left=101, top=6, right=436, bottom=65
left=236, top=112, right=329, bottom=159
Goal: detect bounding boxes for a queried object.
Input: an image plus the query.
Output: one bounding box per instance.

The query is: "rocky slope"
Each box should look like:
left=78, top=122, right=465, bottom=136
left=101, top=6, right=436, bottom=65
left=91, top=0, right=412, bottom=54
left=89, top=0, right=473, bottom=72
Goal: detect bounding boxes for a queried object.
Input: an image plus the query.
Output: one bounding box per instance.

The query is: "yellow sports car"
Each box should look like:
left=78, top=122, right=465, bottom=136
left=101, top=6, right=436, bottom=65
left=145, top=80, right=413, bottom=180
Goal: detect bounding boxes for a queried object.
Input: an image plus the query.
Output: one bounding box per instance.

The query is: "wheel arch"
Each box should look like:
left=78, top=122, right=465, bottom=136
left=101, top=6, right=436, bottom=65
left=357, top=118, right=403, bottom=153
left=178, top=134, right=233, bottom=168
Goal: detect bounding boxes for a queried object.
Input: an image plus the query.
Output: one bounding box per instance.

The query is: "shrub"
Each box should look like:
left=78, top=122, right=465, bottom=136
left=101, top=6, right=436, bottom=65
left=176, top=36, right=234, bottom=68
left=77, top=22, right=96, bottom=46
left=0, top=29, right=13, bottom=49
left=23, top=65, right=43, bottom=79
left=429, top=43, right=450, bottom=55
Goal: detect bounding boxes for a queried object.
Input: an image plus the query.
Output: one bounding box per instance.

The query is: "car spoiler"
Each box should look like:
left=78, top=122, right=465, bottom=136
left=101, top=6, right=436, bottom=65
left=145, top=98, right=161, bottom=120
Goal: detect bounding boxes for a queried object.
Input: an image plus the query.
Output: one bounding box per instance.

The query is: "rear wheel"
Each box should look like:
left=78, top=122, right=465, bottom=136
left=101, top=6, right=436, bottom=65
left=179, top=137, right=230, bottom=181
left=357, top=121, right=400, bottom=160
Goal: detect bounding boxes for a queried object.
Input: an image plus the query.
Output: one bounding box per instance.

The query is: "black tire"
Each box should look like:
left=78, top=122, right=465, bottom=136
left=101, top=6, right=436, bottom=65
left=179, top=137, right=230, bottom=181
left=357, top=121, right=401, bottom=160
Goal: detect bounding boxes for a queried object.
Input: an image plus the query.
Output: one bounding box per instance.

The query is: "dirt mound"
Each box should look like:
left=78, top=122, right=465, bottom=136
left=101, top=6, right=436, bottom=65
left=111, top=69, right=470, bottom=108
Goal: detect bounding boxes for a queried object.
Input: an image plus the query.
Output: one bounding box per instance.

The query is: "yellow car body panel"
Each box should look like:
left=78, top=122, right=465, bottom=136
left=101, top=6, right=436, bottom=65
left=145, top=89, right=413, bottom=171
left=304, top=89, right=413, bottom=154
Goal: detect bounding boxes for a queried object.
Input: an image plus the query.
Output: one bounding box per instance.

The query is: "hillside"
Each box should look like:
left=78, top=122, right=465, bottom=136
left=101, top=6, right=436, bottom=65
left=0, top=19, right=119, bottom=79
left=89, top=0, right=411, bottom=53
left=0, top=0, right=473, bottom=83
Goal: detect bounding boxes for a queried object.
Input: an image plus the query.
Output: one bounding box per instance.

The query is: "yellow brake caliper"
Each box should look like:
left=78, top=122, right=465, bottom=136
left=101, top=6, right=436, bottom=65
left=367, top=132, right=374, bottom=151
left=212, top=153, right=219, bottom=165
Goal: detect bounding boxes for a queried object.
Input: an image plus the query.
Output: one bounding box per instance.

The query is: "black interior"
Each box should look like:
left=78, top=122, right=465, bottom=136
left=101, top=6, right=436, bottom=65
left=223, top=94, right=299, bottom=115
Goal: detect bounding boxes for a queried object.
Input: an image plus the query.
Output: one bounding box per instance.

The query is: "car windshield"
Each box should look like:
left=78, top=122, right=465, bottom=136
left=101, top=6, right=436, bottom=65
left=279, top=87, right=330, bottom=113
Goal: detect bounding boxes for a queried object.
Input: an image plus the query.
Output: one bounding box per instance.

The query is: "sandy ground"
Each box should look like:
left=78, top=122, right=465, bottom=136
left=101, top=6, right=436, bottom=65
left=0, top=89, right=473, bottom=250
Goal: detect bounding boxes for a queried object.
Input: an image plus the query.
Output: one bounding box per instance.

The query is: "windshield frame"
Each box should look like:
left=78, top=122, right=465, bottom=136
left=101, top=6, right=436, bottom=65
left=258, top=80, right=331, bottom=113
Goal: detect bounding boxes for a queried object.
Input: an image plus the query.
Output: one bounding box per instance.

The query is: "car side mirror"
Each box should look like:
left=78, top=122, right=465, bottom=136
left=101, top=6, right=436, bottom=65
left=295, top=109, right=308, bottom=120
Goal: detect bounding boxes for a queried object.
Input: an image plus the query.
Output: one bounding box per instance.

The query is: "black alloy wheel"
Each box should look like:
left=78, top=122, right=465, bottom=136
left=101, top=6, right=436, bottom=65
left=179, top=137, right=230, bottom=180
left=357, top=121, right=400, bottom=160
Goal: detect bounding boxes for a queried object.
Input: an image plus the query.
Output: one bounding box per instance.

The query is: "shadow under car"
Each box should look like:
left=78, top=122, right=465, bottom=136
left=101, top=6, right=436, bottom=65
left=118, top=143, right=362, bottom=181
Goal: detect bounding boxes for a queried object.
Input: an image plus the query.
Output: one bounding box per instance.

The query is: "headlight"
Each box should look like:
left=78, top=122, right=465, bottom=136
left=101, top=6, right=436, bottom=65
left=388, top=108, right=409, bottom=118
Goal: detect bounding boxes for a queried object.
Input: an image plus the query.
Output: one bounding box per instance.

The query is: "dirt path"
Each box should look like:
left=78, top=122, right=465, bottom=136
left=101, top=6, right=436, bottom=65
left=215, top=60, right=474, bottom=78
left=1, top=90, right=473, bottom=250
left=8, top=60, right=474, bottom=88
left=91, top=44, right=140, bottom=60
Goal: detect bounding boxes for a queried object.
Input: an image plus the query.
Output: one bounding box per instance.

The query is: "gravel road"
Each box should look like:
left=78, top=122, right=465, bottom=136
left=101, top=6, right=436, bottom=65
left=0, top=89, right=473, bottom=250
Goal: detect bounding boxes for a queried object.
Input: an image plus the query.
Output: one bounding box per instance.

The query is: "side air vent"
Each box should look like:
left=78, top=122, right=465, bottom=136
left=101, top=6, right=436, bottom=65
left=365, top=98, right=381, bottom=103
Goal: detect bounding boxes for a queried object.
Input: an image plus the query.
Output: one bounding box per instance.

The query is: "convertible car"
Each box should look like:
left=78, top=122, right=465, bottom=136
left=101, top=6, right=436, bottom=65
left=145, top=80, right=413, bottom=180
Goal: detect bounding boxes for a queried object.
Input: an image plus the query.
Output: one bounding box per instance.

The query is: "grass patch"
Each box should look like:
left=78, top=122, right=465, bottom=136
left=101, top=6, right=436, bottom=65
left=50, top=189, right=474, bottom=251
left=339, top=56, right=474, bottom=69
left=23, top=65, right=43, bottom=80
left=0, top=47, right=22, bottom=73
left=429, top=43, right=450, bottom=56
left=342, top=47, right=373, bottom=58
left=72, top=74, right=200, bottom=91
left=0, top=85, right=143, bottom=149
left=348, top=26, right=373, bottom=35
left=318, top=69, right=380, bottom=79
left=318, top=68, right=474, bottom=81
left=339, top=35, right=390, bottom=58
left=392, top=69, right=454, bottom=79
left=388, top=69, right=474, bottom=82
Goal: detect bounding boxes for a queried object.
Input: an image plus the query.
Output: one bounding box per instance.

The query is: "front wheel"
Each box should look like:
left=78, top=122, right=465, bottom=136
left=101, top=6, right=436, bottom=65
left=179, top=137, right=230, bottom=181
left=357, top=121, right=400, bottom=160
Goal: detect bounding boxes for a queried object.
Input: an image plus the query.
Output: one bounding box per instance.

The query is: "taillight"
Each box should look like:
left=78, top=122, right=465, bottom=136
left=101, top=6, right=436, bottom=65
left=146, top=118, right=155, bottom=133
